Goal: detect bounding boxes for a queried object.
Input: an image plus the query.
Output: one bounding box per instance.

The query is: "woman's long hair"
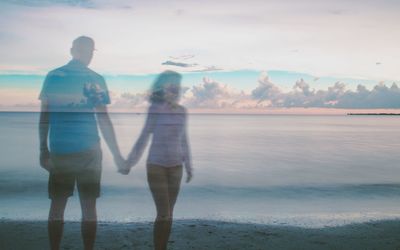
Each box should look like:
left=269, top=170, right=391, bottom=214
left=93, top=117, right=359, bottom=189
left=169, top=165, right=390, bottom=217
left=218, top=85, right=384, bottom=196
left=149, top=70, right=182, bottom=104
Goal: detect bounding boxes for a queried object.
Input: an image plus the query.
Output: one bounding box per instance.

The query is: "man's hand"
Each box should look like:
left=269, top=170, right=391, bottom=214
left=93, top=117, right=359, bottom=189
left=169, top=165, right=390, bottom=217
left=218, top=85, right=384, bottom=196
left=117, top=159, right=132, bottom=175
left=39, top=102, right=51, bottom=172
left=186, top=170, right=193, bottom=183
left=97, top=106, right=128, bottom=175
left=40, top=150, right=53, bottom=172
left=114, top=154, right=126, bottom=170
left=114, top=154, right=131, bottom=175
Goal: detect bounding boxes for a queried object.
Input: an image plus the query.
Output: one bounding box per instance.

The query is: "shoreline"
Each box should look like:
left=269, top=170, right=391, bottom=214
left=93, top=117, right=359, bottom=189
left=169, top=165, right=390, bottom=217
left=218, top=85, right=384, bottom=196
left=1, top=219, right=400, bottom=249
left=347, top=113, right=400, bottom=115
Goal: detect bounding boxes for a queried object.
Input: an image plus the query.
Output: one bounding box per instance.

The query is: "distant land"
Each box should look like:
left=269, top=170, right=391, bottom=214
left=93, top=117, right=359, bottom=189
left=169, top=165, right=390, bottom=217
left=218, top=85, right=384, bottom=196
left=347, top=113, right=400, bottom=115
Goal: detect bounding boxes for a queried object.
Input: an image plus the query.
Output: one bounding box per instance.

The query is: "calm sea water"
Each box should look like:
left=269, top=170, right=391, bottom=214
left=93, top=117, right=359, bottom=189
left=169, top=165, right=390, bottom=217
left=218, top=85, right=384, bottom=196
left=1, top=112, right=400, bottom=227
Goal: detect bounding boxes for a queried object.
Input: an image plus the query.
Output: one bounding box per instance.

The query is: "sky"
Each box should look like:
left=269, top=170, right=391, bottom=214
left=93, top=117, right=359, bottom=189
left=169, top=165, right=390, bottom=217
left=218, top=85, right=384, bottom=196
left=0, top=0, right=399, bottom=112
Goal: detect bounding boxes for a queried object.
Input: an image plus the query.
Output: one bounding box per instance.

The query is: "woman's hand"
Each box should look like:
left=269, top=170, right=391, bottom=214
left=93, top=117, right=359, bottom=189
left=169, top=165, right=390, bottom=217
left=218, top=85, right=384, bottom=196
left=114, top=154, right=126, bottom=171
left=186, top=170, right=193, bottom=183
left=118, top=160, right=131, bottom=175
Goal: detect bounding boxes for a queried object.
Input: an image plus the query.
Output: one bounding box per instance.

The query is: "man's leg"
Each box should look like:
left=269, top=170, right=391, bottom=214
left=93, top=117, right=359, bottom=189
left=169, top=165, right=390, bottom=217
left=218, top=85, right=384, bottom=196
left=80, top=197, right=97, bottom=250
left=76, top=147, right=102, bottom=250
left=48, top=167, right=74, bottom=250
left=48, top=197, right=68, bottom=250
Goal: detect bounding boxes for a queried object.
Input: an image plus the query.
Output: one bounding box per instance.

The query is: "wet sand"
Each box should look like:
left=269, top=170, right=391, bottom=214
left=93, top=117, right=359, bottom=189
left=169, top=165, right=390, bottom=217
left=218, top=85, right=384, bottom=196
left=1, top=219, right=400, bottom=249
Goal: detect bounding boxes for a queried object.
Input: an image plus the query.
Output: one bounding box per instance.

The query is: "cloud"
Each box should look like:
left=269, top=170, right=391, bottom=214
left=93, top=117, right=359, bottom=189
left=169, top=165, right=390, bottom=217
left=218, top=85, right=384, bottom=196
left=181, top=72, right=400, bottom=109
left=335, top=82, right=400, bottom=109
left=169, top=55, right=195, bottom=60
left=180, top=77, right=258, bottom=109
left=182, top=77, right=239, bottom=108
left=162, top=56, right=222, bottom=72
left=105, top=73, right=400, bottom=110
left=105, top=77, right=241, bottom=109
left=161, top=60, right=198, bottom=68
left=251, top=72, right=282, bottom=107
left=188, top=65, right=223, bottom=72
left=250, top=74, right=400, bottom=109
left=161, top=54, right=222, bottom=72
left=110, top=91, right=148, bottom=109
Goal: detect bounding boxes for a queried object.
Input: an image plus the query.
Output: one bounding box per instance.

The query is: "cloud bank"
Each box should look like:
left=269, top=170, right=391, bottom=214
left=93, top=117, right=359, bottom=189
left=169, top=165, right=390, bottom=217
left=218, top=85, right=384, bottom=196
left=114, top=73, right=400, bottom=109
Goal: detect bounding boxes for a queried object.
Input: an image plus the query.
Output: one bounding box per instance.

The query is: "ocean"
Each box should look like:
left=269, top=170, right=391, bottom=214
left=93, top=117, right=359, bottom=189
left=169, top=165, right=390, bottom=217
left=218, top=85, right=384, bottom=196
left=1, top=112, right=400, bottom=228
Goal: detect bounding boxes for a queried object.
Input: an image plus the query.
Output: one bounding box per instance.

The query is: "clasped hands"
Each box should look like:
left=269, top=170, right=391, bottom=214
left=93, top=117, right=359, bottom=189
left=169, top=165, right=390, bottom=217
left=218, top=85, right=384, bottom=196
left=113, top=154, right=132, bottom=175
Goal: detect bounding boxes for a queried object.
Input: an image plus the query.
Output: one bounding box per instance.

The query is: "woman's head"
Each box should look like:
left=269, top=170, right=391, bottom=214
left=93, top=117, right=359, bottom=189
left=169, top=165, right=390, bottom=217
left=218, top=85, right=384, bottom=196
left=149, top=71, right=182, bottom=104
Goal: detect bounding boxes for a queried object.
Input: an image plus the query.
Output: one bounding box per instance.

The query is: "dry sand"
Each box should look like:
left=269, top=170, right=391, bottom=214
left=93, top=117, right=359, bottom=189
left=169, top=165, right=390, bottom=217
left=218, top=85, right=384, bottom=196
left=1, top=219, right=400, bottom=249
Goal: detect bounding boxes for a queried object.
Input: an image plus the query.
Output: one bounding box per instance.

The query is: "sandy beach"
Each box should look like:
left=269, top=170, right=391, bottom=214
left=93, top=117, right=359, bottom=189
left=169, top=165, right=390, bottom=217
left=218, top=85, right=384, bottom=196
left=1, top=219, right=400, bottom=250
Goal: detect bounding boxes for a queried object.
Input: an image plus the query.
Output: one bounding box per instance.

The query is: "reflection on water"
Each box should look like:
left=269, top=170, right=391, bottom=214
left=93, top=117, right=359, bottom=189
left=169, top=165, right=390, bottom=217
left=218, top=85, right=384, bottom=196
left=1, top=113, right=400, bottom=226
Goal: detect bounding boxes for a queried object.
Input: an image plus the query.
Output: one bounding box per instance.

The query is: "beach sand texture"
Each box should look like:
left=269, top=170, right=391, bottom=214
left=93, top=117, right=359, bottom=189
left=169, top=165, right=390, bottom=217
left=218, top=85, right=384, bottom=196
left=1, top=219, right=400, bottom=250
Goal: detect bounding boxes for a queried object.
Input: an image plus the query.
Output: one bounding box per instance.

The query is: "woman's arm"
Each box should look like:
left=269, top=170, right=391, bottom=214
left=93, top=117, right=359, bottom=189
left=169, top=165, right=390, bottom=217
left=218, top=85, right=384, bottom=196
left=126, top=109, right=156, bottom=168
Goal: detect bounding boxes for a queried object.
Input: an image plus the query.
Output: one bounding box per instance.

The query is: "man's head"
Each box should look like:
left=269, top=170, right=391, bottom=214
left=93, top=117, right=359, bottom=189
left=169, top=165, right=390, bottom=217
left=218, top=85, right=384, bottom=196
left=70, top=36, right=95, bottom=66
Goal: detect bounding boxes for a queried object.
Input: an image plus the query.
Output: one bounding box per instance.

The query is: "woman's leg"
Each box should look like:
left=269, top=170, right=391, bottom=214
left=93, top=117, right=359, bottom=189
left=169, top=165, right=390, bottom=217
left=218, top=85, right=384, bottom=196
left=147, top=165, right=171, bottom=250
left=167, top=166, right=183, bottom=219
left=153, top=165, right=182, bottom=249
left=159, top=166, right=183, bottom=248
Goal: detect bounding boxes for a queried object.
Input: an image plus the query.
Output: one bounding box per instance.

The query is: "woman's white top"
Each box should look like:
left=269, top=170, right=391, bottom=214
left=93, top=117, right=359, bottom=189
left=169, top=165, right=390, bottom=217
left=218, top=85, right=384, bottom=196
left=127, top=102, right=192, bottom=172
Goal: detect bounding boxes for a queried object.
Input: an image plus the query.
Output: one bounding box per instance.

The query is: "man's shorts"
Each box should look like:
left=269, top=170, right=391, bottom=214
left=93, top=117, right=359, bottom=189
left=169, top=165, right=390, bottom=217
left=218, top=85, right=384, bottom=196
left=48, top=144, right=102, bottom=200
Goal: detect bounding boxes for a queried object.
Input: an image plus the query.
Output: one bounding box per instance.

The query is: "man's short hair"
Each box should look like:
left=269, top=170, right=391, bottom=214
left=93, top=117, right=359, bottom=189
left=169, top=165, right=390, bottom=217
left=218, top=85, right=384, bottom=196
left=72, top=36, right=95, bottom=51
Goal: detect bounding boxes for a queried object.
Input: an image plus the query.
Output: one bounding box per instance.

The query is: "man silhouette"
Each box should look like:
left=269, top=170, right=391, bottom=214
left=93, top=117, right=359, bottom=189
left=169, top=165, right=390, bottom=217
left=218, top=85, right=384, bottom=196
left=38, top=36, right=124, bottom=250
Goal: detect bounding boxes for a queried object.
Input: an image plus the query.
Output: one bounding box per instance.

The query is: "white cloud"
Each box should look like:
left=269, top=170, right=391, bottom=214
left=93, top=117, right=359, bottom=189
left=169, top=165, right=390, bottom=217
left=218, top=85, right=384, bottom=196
left=110, top=91, right=148, bottom=109
left=336, top=82, right=400, bottom=109
left=250, top=75, right=400, bottom=109
left=161, top=60, right=198, bottom=68
left=251, top=73, right=282, bottom=107
left=4, top=70, right=399, bottom=110
left=183, top=77, right=247, bottom=108
left=110, top=72, right=400, bottom=110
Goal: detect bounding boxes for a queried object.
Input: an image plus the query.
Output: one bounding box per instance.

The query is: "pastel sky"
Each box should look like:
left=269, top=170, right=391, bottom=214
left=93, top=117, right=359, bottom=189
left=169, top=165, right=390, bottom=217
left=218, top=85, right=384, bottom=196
left=0, top=0, right=399, bottom=112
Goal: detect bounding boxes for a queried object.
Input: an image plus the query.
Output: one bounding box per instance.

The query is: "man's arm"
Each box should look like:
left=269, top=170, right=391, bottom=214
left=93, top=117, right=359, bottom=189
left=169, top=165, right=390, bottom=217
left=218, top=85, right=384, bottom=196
left=39, top=101, right=52, bottom=171
left=96, top=106, right=125, bottom=170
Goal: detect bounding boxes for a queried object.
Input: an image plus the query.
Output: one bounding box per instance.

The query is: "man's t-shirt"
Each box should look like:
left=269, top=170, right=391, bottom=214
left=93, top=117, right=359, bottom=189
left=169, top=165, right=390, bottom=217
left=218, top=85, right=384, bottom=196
left=39, top=60, right=110, bottom=154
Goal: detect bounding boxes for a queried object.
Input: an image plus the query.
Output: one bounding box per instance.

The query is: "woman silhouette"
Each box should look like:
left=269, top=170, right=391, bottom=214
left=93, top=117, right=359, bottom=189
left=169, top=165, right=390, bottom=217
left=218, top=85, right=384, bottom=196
left=124, top=70, right=192, bottom=250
